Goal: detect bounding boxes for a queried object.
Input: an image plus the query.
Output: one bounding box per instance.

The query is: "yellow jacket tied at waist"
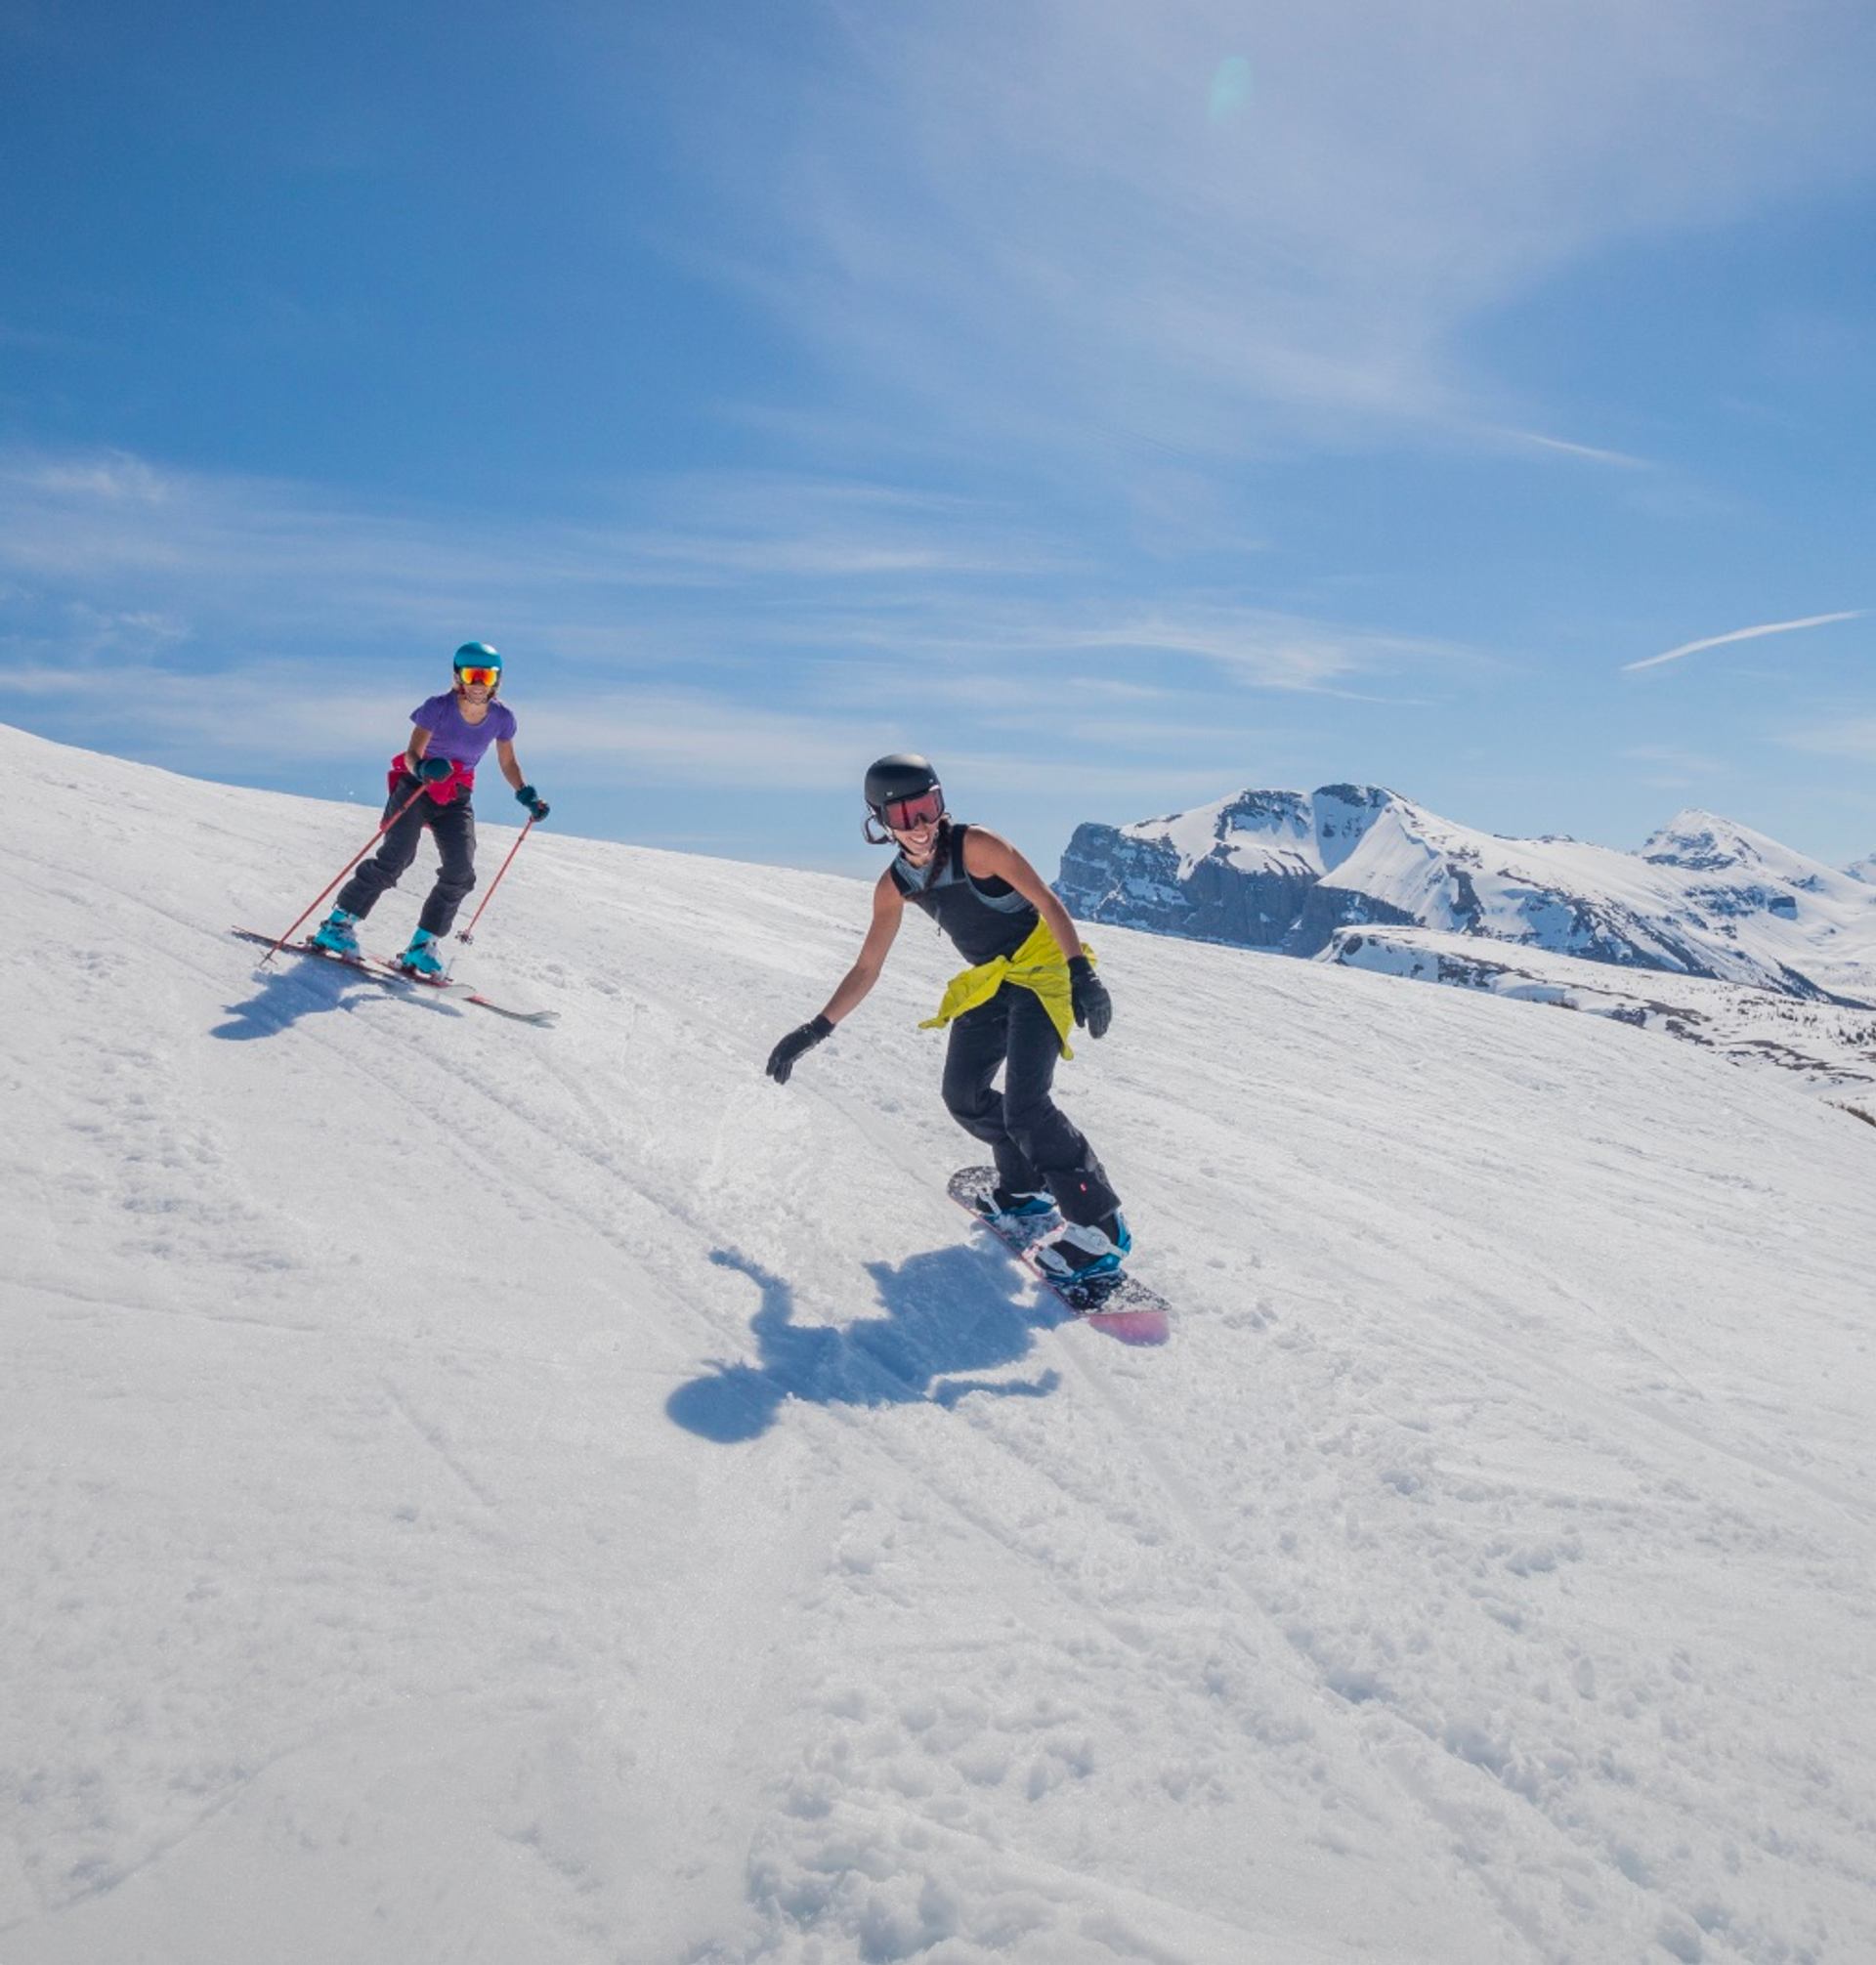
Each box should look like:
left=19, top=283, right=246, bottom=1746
left=917, top=920, right=1094, bottom=1059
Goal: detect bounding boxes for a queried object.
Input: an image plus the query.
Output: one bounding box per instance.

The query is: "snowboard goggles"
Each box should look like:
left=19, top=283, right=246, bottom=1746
left=454, top=665, right=500, bottom=688
left=876, top=786, right=945, bottom=832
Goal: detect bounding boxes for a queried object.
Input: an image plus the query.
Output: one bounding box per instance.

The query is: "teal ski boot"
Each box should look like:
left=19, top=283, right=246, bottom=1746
left=397, top=928, right=445, bottom=978
left=311, top=908, right=361, bottom=958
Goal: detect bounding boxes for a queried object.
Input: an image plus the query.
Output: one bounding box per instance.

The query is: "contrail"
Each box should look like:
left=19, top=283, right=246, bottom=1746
left=1624, top=611, right=1863, bottom=673
left=1516, top=430, right=1648, bottom=470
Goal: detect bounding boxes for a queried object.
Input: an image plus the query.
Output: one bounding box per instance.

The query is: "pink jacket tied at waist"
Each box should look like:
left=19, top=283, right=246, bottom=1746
left=387, top=753, right=475, bottom=805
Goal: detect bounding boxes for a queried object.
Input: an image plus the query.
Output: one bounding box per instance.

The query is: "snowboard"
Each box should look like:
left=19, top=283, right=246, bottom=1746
left=948, top=1166, right=1170, bottom=1344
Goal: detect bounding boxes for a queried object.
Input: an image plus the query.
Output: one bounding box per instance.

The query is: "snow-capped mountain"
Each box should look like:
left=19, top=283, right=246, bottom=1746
left=7, top=720, right=1876, bottom=1961
left=1847, top=850, right=1876, bottom=884
left=1056, top=784, right=1391, bottom=951
left=1060, top=786, right=1876, bottom=1006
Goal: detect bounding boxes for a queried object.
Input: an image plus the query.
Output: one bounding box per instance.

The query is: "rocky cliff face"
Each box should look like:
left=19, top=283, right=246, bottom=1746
left=1057, top=789, right=1330, bottom=949
left=1057, top=789, right=1876, bottom=1004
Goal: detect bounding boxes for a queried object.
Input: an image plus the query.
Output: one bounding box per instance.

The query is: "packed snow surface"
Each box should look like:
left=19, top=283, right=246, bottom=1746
left=3, top=722, right=1875, bottom=1964
left=1327, top=924, right=1876, bottom=1112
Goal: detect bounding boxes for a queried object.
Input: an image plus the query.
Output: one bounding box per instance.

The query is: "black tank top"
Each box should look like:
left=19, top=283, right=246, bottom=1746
left=890, top=822, right=1038, bottom=964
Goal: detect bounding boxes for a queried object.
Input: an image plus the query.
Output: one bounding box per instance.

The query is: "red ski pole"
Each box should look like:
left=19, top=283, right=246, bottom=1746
left=453, top=815, right=535, bottom=953
left=256, top=781, right=429, bottom=967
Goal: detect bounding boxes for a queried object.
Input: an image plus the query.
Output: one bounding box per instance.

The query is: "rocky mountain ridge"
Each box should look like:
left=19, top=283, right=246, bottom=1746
left=1058, top=785, right=1876, bottom=1008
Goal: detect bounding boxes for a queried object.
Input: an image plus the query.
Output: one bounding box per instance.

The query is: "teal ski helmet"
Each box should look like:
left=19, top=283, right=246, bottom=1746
left=453, top=642, right=502, bottom=692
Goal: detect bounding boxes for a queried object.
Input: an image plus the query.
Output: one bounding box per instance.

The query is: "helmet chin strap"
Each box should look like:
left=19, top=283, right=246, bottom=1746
left=904, top=816, right=947, bottom=867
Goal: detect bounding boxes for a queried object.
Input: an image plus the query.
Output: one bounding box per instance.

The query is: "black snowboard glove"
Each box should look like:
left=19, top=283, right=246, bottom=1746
left=516, top=785, right=550, bottom=821
left=416, top=755, right=455, bottom=783
left=766, top=1014, right=833, bottom=1084
left=1067, top=955, right=1111, bottom=1039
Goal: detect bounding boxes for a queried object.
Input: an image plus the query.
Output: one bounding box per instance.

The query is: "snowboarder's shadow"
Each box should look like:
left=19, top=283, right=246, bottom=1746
left=667, top=1244, right=1070, bottom=1443
left=212, top=961, right=460, bottom=1041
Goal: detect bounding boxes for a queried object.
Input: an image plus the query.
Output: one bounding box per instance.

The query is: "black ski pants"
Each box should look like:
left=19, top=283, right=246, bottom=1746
left=337, top=777, right=478, bottom=937
left=941, top=985, right=1121, bottom=1226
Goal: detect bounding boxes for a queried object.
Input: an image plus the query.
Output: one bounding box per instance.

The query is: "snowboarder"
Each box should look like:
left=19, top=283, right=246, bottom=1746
left=310, top=643, right=550, bottom=975
left=765, top=754, right=1130, bottom=1283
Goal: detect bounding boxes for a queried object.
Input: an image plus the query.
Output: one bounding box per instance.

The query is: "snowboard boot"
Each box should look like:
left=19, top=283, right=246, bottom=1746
left=1033, top=1212, right=1132, bottom=1283
left=396, top=927, right=445, bottom=978
left=311, top=908, right=361, bottom=958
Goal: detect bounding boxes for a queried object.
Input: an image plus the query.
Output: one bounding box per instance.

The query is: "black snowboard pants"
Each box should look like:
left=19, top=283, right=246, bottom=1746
left=337, top=776, right=478, bottom=937
left=941, top=985, right=1121, bottom=1226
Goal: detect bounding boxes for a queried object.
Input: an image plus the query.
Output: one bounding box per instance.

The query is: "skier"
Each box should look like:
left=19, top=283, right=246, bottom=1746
left=310, top=642, right=550, bottom=975
left=765, top=754, right=1130, bottom=1283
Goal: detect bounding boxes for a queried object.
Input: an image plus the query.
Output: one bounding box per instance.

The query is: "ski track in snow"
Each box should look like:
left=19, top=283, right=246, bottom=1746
left=1, top=724, right=1874, bottom=1963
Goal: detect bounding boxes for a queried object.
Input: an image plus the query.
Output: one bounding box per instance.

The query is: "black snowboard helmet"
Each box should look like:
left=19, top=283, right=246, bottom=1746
left=863, top=752, right=945, bottom=843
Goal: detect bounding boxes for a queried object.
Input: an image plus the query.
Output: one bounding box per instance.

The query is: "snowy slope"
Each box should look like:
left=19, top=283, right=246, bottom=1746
left=1327, top=923, right=1876, bottom=1116
left=4, top=720, right=1876, bottom=1965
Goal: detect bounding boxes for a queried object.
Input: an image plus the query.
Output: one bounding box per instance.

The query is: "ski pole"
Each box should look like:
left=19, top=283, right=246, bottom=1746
left=453, top=815, right=535, bottom=952
left=257, top=781, right=429, bottom=967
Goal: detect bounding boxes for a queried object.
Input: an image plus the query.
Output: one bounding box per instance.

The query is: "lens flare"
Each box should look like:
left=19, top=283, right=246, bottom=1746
left=1209, top=55, right=1252, bottom=124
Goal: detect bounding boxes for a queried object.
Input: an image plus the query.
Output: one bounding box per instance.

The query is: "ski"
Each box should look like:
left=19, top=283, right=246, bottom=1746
left=947, top=1166, right=1170, bottom=1343
left=358, top=950, right=559, bottom=1025
left=230, top=929, right=559, bottom=1027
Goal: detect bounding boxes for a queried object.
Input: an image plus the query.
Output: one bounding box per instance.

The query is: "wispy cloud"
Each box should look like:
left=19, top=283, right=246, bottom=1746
left=0, top=443, right=1472, bottom=835
left=1622, top=744, right=1726, bottom=773
left=1619, top=742, right=1727, bottom=790
left=0, top=449, right=1058, bottom=606
left=1044, top=610, right=1476, bottom=697
left=661, top=1, right=1876, bottom=475
left=1778, top=718, right=1876, bottom=763
left=1623, top=611, right=1864, bottom=673
left=0, top=443, right=1468, bottom=700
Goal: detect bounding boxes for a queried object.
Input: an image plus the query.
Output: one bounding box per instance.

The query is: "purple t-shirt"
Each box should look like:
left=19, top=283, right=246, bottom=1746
left=411, top=693, right=517, bottom=770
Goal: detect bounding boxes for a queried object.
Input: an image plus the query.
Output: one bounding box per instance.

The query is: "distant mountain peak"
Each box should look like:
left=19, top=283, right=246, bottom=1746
left=1642, top=809, right=1767, bottom=872
left=1058, top=783, right=1876, bottom=1006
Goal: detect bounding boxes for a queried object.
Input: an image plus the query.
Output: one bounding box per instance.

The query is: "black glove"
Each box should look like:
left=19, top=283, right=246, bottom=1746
left=1067, top=955, right=1111, bottom=1039
left=416, top=755, right=454, bottom=783
left=516, top=785, right=550, bottom=821
left=766, top=1014, right=833, bottom=1084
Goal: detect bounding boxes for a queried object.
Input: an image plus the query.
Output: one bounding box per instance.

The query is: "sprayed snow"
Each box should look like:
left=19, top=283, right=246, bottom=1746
left=3, top=722, right=1876, bottom=1964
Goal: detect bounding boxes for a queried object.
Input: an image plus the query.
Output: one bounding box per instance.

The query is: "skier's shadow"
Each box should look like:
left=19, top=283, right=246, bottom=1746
left=212, top=961, right=458, bottom=1041
left=667, top=1244, right=1070, bottom=1443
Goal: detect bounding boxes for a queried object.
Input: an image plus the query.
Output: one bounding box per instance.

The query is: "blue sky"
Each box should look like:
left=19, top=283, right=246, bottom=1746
left=5, top=0, right=1876, bottom=875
